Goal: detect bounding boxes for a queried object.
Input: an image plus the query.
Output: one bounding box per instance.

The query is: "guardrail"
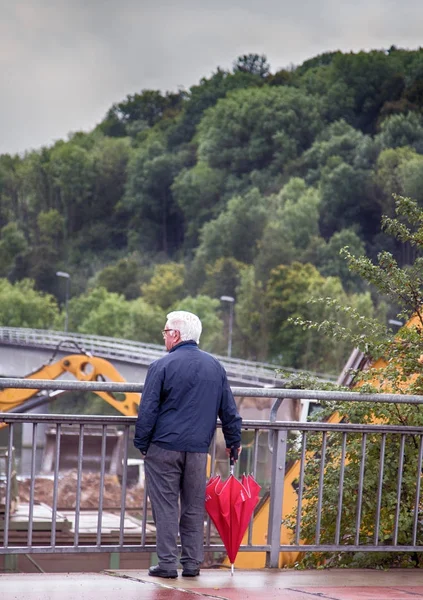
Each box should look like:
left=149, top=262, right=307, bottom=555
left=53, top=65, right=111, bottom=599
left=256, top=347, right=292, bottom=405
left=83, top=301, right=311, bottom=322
left=0, top=327, right=336, bottom=385
left=2, top=382, right=423, bottom=568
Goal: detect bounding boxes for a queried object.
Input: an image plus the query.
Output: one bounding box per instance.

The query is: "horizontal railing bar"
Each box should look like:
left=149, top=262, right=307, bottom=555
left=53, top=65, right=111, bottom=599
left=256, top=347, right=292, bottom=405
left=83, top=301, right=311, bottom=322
left=278, top=545, right=423, bottom=552
left=1, top=378, right=423, bottom=405
left=2, top=543, right=423, bottom=555
left=0, top=544, right=272, bottom=555
left=3, top=413, right=423, bottom=435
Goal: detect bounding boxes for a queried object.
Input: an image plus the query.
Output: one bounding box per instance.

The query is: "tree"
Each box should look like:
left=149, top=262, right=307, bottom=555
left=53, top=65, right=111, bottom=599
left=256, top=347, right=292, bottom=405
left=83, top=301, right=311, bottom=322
left=288, top=195, right=423, bottom=567
left=327, top=50, right=405, bottom=133
left=319, top=161, right=381, bottom=243
left=0, top=222, right=28, bottom=278
left=141, top=262, right=186, bottom=310
left=167, top=68, right=263, bottom=147
left=375, top=149, right=423, bottom=266
left=255, top=179, right=321, bottom=280
left=123, top=136, right=187, bottom=254
left=376, top=112, right=423, bottom=152
left=88, top=137, right=133, bottom=249
left=192, top=188, right=268, bottom=282
left=26, top=210, right=65, bottom=292
left=197, top=86, right=323, bottom=175
left=171, top=162, right=225, bottom=247
left=235, top=266, right=269, bottom=360
left=316, top=229, right=367, bottom=293
left=201, top=257, right=248, bottom=301
left=301, top=120, right=374, bottom=183
left=201, top=187, right=267, bottom=264
left=49, top=141, right=94, bottom=240
left=69, top=288, right=132, bottom=338
left=375, top=146, right=418, bottom=207
left=123, top=298, right=166, bottom=344
left=265, top=262, right=375, bottom=372
left=63, top=287, right=112, bottom=333
left=233, top=54, right=270, bottom=78
left=94, top=255, right=151, bottom=300
left=0, top=278, right=58, bottom=328
left=98, top=89, right=184, bottom=137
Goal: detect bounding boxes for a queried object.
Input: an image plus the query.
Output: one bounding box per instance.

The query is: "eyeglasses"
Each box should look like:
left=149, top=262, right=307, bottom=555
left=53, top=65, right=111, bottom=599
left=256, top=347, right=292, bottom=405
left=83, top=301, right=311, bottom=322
left=162, top=329, right=175, bottom=338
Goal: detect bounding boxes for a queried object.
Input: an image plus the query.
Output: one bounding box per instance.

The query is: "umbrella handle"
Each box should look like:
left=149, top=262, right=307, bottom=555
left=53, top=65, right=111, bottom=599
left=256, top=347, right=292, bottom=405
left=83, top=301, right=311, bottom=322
left=229, top=446, right=239, bottom=474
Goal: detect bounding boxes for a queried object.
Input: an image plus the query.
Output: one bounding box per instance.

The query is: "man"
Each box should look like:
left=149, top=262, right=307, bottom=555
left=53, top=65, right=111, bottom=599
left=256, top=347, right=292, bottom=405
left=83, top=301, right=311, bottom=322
left=134, top=310, right=242, bottom=579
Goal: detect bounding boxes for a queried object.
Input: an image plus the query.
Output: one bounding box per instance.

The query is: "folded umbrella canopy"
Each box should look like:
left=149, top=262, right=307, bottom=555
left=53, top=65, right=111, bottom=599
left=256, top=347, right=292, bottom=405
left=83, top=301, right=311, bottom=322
left=205, top=449, right=261, bottom=574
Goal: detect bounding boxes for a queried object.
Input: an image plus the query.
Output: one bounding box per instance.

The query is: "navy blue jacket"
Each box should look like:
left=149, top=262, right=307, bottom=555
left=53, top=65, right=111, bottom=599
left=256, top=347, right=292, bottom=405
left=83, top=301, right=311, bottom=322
left=133, top=341, right=242, bottom=454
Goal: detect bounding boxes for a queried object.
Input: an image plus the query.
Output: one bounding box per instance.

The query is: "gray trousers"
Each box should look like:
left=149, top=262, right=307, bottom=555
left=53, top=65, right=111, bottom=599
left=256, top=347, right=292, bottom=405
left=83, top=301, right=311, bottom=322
left=144, top=443, right=208, bottom=570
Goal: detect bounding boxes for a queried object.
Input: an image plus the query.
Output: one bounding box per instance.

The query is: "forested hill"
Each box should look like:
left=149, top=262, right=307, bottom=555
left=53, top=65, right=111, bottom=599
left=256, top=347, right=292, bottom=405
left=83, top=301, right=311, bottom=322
left=1, top=48, right=423, bottom=375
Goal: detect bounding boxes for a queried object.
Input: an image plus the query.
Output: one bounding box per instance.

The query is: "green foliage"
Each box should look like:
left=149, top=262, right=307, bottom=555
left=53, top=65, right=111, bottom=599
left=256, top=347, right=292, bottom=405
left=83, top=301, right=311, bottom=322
left=193, top=188, right=268, bottom=273
left=0, top=278, right=58, bottom=328
left=197, top=86, right=323, bottom=175
left=0, top=222, right=28, bottom=277
left=141, top=262, right=186, bottom=310
left=74, top=289, right=132, bottom=338
left=255, top=179, right=321, bottom=279
left=94, top=254, right=151, bottom=300
left=316, top=229, right=367, bottom=293
left=201, top=257, right=248, bottom=300
left=233, top=54, right=270, bottom=78
left=319, top=161, right=380, bottom=242
left=98, top=89, right=184, bottom=137
left=376, top=112, right=423, bottom=152
left=168, top=68, right=263, bottom=147
left=123, top=298, right=165, bottom=344
left=49, top=141, right=94, bottom=238
left=328, top=50, right=406, bottom=133
left=266, top=262, right=376, bottom=372
left=235, top=266, right=269, bottom=360
left=289, top=195, right=423, bottom=567
left=123, top=135, right=187, bottom=253
left=171, top=162, right=225, bottom=246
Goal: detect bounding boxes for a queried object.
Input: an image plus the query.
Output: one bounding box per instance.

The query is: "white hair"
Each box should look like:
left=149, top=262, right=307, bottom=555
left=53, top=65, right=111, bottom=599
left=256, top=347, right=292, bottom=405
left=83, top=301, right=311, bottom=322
left=166, top=310, right=202, bottom=344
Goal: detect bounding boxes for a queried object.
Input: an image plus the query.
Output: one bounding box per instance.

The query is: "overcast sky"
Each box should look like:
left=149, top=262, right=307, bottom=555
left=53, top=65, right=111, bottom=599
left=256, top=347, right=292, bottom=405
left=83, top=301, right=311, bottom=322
left=1, top=0, right=423, bottom=155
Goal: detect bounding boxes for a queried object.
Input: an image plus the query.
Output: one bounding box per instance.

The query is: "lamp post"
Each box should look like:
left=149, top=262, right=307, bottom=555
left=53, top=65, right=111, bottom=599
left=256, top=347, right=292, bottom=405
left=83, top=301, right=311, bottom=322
left=56, top=271, right=70, bottom=333
left=220, top=295, right=235, bottom=358
left=389, top=319, right=403, bottom=328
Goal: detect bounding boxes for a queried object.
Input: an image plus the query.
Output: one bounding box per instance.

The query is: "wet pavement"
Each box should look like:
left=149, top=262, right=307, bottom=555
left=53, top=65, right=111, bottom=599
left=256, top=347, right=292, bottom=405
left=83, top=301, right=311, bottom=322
left=2, top=568, right=423, bottom=600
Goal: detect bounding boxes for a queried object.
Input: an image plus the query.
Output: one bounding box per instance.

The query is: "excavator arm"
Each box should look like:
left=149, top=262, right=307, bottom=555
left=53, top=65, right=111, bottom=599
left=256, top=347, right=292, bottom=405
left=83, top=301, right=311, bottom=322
left=0, top=354, right=141, bottom=416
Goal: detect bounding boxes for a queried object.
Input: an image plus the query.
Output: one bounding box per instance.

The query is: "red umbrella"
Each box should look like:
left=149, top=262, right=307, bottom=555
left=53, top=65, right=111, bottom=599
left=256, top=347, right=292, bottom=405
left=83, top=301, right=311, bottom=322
left=205, top=454, right=261, bottom=574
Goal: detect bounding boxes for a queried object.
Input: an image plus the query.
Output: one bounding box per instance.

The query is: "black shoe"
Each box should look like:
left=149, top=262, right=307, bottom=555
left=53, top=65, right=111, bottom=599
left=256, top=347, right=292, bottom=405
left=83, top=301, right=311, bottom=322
left=182, top=567, right=200, bottom=577
left=148, top=565, right=178, bottom=579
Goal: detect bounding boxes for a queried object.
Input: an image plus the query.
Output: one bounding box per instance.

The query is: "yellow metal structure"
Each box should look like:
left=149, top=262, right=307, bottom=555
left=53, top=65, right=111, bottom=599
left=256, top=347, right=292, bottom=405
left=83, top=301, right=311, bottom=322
left=0, top=354, right=141, bottom=416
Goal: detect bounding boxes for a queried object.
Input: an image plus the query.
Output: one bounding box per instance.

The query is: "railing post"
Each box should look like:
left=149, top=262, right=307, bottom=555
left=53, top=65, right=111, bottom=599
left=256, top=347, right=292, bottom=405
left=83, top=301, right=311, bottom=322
left=266, top=427, right=288, bottom=568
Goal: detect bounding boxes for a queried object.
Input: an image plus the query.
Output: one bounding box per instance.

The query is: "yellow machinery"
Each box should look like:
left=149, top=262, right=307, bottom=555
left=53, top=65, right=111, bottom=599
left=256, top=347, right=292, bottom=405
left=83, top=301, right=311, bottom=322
left=0, top=353, right=140, bottom=417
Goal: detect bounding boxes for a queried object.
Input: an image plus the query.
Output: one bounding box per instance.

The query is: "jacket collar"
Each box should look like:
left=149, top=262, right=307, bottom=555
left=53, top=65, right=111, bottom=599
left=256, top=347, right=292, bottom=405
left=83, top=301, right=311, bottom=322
left=169, top=340, right=198, bottom=353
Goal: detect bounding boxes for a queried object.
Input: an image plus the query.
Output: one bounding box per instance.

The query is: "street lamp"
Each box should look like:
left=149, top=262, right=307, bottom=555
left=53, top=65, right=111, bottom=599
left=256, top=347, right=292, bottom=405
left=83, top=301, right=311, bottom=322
left=56, top=271, right=70, bottom=333
left=389, top=319, right=403, bottom=328
left=220, top=295, right=235, bottom=358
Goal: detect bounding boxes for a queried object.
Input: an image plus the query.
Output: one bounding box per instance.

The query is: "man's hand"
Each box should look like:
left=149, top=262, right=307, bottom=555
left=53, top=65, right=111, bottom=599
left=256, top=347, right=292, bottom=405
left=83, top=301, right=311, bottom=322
left=225, top=446, right=242, bottom=463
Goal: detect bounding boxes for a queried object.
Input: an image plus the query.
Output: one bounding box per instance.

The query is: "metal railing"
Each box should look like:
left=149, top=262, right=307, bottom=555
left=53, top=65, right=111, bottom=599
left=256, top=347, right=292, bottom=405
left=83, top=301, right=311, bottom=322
left=0, top=327, right=336, bottom=384
left=2, top=381, right=423, bottom=567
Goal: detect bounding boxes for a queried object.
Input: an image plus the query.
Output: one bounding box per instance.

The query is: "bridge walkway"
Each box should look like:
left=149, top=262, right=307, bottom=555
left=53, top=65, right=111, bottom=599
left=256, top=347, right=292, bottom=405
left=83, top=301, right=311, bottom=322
left=1, top=568, right=423, bottom=600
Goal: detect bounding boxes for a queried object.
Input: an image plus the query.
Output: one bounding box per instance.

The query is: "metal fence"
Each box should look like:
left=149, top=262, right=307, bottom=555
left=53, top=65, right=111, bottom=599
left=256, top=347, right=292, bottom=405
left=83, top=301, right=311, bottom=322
left=2, top=381, right=423, bottom=568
